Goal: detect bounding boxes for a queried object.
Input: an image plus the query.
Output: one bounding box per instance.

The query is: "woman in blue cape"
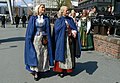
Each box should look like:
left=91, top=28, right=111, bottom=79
left=24, top=4, right=53, bottom=81
left=53, top=6, right=81, bottom=78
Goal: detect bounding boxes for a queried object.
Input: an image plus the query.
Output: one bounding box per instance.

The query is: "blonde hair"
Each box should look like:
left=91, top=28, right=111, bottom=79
left=71, top=10, right=75, bottom=14
left=59, top=6, right=68, bottom=16
left=34, top=4, right=45, bottom=15
left=57, top=10, right=62, bottom=18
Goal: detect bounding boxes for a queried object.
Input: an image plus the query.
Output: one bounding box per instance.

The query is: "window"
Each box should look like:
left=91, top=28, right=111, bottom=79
left=97, top=0, right=104, bottom=2
left=94, top=0, right=97, bottom=2
left=104, top=0, right=111, bottom=2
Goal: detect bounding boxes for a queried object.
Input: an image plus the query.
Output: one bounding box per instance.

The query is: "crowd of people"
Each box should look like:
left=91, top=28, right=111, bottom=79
left=0, top=13, right=30, bottom=28
left=14, top=14, right=28, bottom=28
left=24, top=4, right=114, bottom=81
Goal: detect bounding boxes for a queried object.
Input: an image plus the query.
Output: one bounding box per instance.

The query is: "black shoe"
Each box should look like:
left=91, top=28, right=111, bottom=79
left=67, top=73, right=72, bottom=76
left=34, top=73, right=39, bottom=81
left=58, top=73, right=64, bottom=78
left=34, top=77, right=39, bottom=81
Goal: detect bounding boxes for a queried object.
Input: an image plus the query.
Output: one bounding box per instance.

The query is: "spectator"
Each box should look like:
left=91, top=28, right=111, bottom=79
left=21, top=14, right=27, bottom=28
left=105, top=5, right=114, bottom=35
left=89, top=6, right=99, bottom=32
left=1, top=15, right=6, bottom=28
left=15, top=14, right=20, bottom=28
left=89, top=6, right=98, bottom=17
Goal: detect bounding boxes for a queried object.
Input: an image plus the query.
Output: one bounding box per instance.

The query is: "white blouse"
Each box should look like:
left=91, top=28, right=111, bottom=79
left=36, top=15, right=44, bottom=27
left=78, top=17, right=91, bottom=33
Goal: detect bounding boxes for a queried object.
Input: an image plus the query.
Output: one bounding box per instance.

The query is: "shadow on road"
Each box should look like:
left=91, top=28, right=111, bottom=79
left=71, top=61, right=98, bottom=76
left=26, top=61, right=98, bottom=81
left=38, top=70, right=57, bottom=79
left=38, top=61, right=98, bottom=79
left=0, top=37, right=25, bottom=43
left=0, top=45, right=18, bottom=50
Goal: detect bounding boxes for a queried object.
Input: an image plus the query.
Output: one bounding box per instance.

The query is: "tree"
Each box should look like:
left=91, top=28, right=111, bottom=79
left=65, top=0, right=72, bottom=8
left=55, top=0, right=65, bottom=9
left=55, top=0, right=71, bottom=9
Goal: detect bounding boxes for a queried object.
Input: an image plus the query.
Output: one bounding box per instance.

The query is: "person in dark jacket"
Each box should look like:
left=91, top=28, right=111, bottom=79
left=1, top=15, right=5, bottom=28
left=21, top=14, right=27, bottom=28
left=105, top=5, right=114, bottom=35
left=15, top=14, right=20, bottom=28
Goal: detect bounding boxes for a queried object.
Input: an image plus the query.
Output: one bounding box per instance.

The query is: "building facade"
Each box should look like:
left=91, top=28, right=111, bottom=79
left=33, top=0, right=57, bottom=9
left=78, top=0, right=113, bottom=10
left=78, top=0, right=120, bottom=13
left=114, top=0, right=120, bottom=12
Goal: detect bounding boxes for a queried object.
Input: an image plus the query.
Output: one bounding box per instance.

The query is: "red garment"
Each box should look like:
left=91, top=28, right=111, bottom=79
left=53, top=61, right=73, bottom=73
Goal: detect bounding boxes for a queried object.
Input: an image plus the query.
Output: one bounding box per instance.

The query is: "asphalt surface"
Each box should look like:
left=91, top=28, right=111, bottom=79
left=0, top=24, right=120, bottom=83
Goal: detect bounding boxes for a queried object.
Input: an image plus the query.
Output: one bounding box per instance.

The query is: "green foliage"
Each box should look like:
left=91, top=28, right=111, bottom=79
left=55, top=0, right=71, bottom=9
left=55, top=0, right=65, bottom=9
left=65, top=0, right=72, bottom=8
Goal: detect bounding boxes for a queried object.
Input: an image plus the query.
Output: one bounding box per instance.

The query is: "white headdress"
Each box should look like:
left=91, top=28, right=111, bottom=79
left=34, top=5, right=40, bottom=14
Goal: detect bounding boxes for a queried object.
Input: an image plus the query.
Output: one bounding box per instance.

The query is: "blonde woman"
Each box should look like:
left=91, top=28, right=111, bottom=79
left=53, top=6, right=81, bottom=78
left=24, top=4, right=53, bottom=81
left=70, top=10, right=76, bottom=22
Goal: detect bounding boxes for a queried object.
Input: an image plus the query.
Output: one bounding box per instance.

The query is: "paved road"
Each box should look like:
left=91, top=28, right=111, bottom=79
left=0, top=25, right=120, bottom=83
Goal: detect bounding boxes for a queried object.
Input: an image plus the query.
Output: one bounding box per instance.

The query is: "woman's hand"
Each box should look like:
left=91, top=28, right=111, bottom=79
left=72, top=30, right=77, bottom=38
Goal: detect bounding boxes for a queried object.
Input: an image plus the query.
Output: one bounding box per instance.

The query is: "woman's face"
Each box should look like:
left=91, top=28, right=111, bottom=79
left=71, top=12, right=76, bottom=17
left=93, top=8, right=96, bottom=12
left=108, top=7, right=112, bottom=12
left=82, top=10, right=87, bottom=17
left=63, top=7, right=69, bottom=16
left=38, top=5, right=45, bottom=15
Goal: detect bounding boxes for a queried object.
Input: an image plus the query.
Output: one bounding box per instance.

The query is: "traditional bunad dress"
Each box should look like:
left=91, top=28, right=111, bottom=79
left=78, top=17, right=94, bottom=50
left=53, top=16, right=81, bottom=73
left=31, top=15, right=50, bottom=72
left=24, top=15, right=53, bottom=73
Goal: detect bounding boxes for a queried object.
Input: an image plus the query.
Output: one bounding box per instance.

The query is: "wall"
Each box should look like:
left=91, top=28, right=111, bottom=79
left=94, top=35, right=120, bottom=59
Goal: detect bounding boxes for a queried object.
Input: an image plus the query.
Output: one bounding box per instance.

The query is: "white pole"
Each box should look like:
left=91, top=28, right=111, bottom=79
left=7, top=0, right=13, bottom=24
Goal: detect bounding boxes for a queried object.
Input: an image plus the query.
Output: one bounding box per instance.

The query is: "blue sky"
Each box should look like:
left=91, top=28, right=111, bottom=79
left=0, top=0, right=33, bottom=6
left=15, top=0, right=33, bottom=6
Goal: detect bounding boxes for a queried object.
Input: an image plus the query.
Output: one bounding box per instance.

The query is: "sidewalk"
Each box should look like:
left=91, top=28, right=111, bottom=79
left=0, top=24, right=120, bottom=83
left=0, top=22, right=27, bottom=28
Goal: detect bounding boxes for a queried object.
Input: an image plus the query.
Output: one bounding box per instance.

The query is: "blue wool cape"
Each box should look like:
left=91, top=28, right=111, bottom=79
left=24, top=15, right=54, bottom=72
left=54, top=16, right=81, bottom=62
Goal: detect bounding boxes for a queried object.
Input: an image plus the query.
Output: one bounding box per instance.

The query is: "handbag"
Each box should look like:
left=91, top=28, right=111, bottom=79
left=41, top=35, right=48, bottom=45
